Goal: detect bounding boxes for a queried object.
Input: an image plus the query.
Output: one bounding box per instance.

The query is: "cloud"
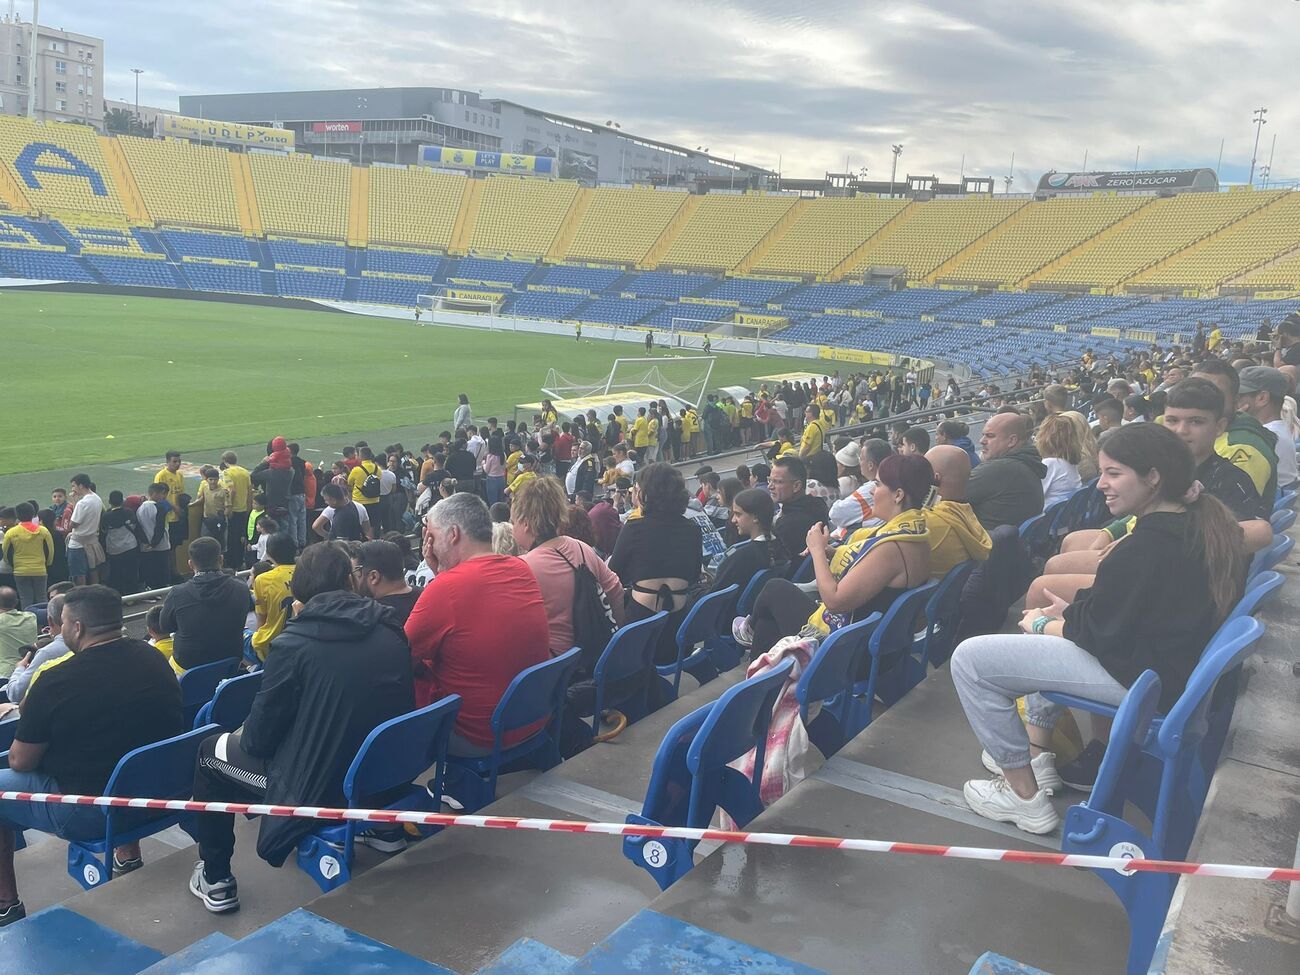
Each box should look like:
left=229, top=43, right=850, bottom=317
left=79, top=0, right=1298, bottom=186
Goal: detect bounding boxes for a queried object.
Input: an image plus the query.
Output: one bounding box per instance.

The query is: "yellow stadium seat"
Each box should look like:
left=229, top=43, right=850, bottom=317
left=563, top=186, right=688, bottom=264
left=656, top=193, right=796, bottom=271
left=368, top=166, right=467, bottom=250
left=844, top=197, right=1023, bottom=279
left=468, top=175, right=580, bottom=257
left=117, top=136, right=240, bottom=231
left=0, top=115, right=126, bottom=219
left=752, top=196, right=908, bottom=277
left=942, top=195, right=1146, bottom=286
left=1242, top=245, right=1300, bottom=291
left=247, top=152, right=350, bottom=240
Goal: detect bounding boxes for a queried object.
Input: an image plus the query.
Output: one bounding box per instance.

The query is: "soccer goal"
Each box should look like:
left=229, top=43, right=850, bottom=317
left=542, top=356, right=716, bottom=410
left=670, top=316, right=769, bottom=356
left=417, top=290, right=504, bottom=319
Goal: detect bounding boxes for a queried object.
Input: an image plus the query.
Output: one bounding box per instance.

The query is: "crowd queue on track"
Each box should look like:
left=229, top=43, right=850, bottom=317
left=0, top=311, right=1297, bottom=925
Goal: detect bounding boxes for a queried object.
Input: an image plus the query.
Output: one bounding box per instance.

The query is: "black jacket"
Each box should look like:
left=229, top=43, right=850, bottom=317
left=251, top=463, right=292, bottom=513
left=160, top=571, right=251, bottom=670
left=1064, top=511, right=1234, bottom=711
left=966, top=445, right=1047, bottom=531
left=773, top=493, right=829, bottom=567
left=242, top=591, right=415, bottom=866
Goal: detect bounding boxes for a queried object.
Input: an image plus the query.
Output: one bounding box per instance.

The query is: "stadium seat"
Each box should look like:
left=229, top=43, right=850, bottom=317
left=117, top=135, right=241, bottom=230
left=576, top=610, right=671, bottom=741
left=441, top=647, right=581, bottom=812
left=656, top=193, right=797, bottom=271
left=66, top=725, right=218, bottom=890
left=468, top=175, right=579, bottom=258
left=794, top=613, right=882, bottom=757
left=193, top=671, right=264, bottom=731
left=296, top=695, right=462, bottom=892
left=751, top=196, right=908, bottom=277
left=623, top=657, right=794, bottom=890
left=178, top=657, right=241, bottom=727
left=0, top=116, right=128, bottom=218
left=847, top=581, right=940, bottom=728
left=917, top=559, right=978, bottom=669
left=248, top=152, right=350, bottom=239
left=1248, top=533, right=1293, bottom=580
left=1268, top=506, right=1295, bottom=533
left=563, top=186, right=690, bottom=265
left=657, top=584, right=740, bottom=696
left=367, top=166, right=465, bottom=250
left=162, top=229, right=254, bottom=261
left=842, top=197, right=1023, bottom=280
left=622, top=269, right=714, bottom=299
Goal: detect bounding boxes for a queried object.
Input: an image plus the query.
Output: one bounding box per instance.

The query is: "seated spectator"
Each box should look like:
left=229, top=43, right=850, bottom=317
left=740, top=455, right=933, bottom=656
left=188, top=542, right=415, bottom=912
left=709, top=488, right=780, bottom=593
left=833, top=442, right=862, bottom=500
left=312, top=483, right=372, bottom=542
left=0, top=586, right=181, bottom=925
left=587, top=488, right=623, bottom=556
left=1060, top=412, right=1099, bottom=480
left=1191, top=358, right=1279, bottom=503
left=513, top=478, right=624, bottom=656
left=1123, top=393, right=1151, bottom=423
left=925, top=446, right=993, bottom=577
left=406, top=494, right=550, bottom=756
left=159, top=537, right=251, bottom=672
left=770, top=456, right=830, bottom=562
left=145, top=605, right=177, bottom=668
left=829, top=438, right=890, bottom=534
left=609, top=464, right=703, bottom=664
left=935, top=419, right=980, bottom=469
left=352, top=539, right=421, bottom=625
left=3, top=593, right=68, bottom=705
left=901, top=427, right=930, bottom=456
left=0, top=588, right=37, bottom=681
left=248, top=532, right=296, bottom=662
left=1037, top=414, right=1084, bottom=509
left=967, top=412, right=1045, bottom=531
left=951, top=422, right=1247, bottom=834
left=1093, top=397, right=1123, bottom=434
left=1237, top=366, right=1298, bottom=491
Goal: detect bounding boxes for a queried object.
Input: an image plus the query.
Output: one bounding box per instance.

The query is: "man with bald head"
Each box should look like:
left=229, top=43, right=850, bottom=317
left=966, top=412, right=1045, bottom=532
left=926, top=445, right=992, bottom=577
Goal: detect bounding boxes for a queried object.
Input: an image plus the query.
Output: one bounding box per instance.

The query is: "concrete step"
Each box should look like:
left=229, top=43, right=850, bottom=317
left=0, top=905, right=164, bottom=975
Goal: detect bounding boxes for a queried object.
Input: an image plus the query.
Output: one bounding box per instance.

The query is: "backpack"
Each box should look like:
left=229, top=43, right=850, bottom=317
left=556, top=547, right=618, bottom=677
left=358, top=461, right=382, bottom=499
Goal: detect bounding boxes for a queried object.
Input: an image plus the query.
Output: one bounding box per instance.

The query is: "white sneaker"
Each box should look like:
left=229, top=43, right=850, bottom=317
left=980, top=750, right=1062, bottom=796
left=731, top=615, right=754, bottom=648
left=963, top=777, right=1060, bottom=835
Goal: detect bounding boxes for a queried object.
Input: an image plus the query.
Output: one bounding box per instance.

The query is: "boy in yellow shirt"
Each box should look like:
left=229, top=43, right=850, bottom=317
left=249, top=533, right=296, bottom=662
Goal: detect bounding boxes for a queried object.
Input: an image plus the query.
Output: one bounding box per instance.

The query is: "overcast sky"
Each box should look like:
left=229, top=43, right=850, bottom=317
left=56, top=0, right=1297, bottom=189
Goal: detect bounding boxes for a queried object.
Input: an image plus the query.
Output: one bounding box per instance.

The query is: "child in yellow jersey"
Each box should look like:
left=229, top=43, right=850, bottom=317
left=146, top=605, right=181, bottom=675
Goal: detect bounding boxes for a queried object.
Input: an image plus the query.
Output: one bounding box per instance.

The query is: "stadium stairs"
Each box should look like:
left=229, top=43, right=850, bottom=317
left=543, top=187, right=596, bottom=263
left=1019, top=198, right=1158, bottom=290
left=731, top=198, right=811, bottom=275
left=636, top=194, right=701, bottom=270
left=923, top=200, right=1037, bottom=284
left=822, top=201, right=917, bottom=282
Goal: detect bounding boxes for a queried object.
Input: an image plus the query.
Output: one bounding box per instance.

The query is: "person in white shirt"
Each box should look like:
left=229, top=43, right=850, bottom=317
left=613, top=444, right=636, bottom=478
left=1036, top=415, right=1083, bottom=509
left=65, top=474, right=105, bottom=586
left=1237, top=366, right=1298, bottom=492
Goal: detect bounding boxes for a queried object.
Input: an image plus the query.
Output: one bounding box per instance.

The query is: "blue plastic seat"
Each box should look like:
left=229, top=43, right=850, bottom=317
left=178, top=657, right=240, bottom=727
left=1269, top=506, right=1296, bottom=533
left=442, top=647, right=581, bottom=812
left=587, top=611, right=670, bottom=735
left=1063, top=616, right=1265, bottom=974
left=1247, top=533, right=1293, bottom=580
left=66, top=724, right=218, bottom=889
left=297, top=695, right=461, bottom=892
left=0, top=717, right=18, bottom=769
left=916, top=560, right=977, bottom=669
left=624, top=657, right=794, bottom=890
left=1274, top=488, right=1296, bottom=512
left=657, top=584, right=739, bottom=696
left=708, top=569, right=777, bottom=674
left=790, top=553, right=814, bottom=583
left=848, top=581, right=940, bottom=728
left=193, top=671, right=264, bottom=731
left=795, top=613, right=881, bottom=757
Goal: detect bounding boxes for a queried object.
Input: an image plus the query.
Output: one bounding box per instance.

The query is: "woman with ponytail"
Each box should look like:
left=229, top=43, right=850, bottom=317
left=951, top=422, right=1247, bottom=835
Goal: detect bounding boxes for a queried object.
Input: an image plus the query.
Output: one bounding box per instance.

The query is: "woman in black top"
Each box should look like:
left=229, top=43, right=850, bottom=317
left=709, top=487, right=779, bottom=595
left=951, top=422, right=1247, bottom=835
left=609, top=463, right=703, bottom=663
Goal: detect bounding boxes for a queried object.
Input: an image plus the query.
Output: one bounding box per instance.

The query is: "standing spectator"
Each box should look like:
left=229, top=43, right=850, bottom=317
left=100, top=493, right=140, bottom=596
left=313, top=484, right=372, bottom=542
left=44, top=489, right=70, bottom=585
left=248, top=533, right=296, bottom=663
left=0, top=586, right=181, bottom=924
left=3, top=503, right=53, bottom=609
left=347, top=446, right=384, bottom=526
left=967, top=413, right=1046, bottom=531
left=0, top=588, right=37, bottom=680
left=65, top=474, right=105, bottom=587
left=4, top=593, right=68, bottom=706
left=136, top=482, right=173, bottom=591
left=352, top=539, right=421, bottom=625
left=195, top=468, right=232, bottom=547
left=159, top=537, right=250, bottom=672
left=187, top=542, right=414, bottom=912
left=220, top=452, right=253, bottom=567
left=453, top=393, right=472, bottom=432
left=377, top=454, right=399, bottom=534
left=482, top=436, right=508, bottom=505
left=406, top=494, right=551, bottom=756
left=769, top=457, right=830, bottom=564
left=554, top=423, right=576, bottom=481
left=251, top=439, right=293, bottom=530
left=286, top=444, right=309, bottom=550
left=153, top=452, right=187, bottom=549
left=567, top=441, right=599, bottom=499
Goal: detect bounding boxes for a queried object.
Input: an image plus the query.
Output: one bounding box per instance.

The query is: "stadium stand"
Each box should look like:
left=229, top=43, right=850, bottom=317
left=363, top=248, right=442, bottom=278
left=571, top=296, right=660, bottom=325
left=247, top=152, right=350, bottom=240
left=0, top=117, right=127, bottom=219
left=1242, top=247, right=1300, bottom=291
left=621, top=269, right=714, bottom=299
left=563, top=185, right=690, bottom=265
left=839, top=197, right=1024, bottom=280
left=501, top=290, right=589, bottom=320
left=178, top=261, right=263, bottom=295
left=274, top=267, right=347, bottom=299
left=366, top=165, right=465, bottom=250
left=778, top=282, right=886, bottom=311
left=266, top=237, right=347, bottom=269
left=655, top=192, right=797, bottom=271
left=750, top=196, right=908, bottom=277
left=640, top=303, right=733, bottom=332
left=450, top=256, right=535, bottom=286
left=697, top=276, right=799, bottom=306
left=467, top=174, right=580, bottom=257
left=536, top=264, right=626, bottom=292
left=116, top=136, right=241, bottom=231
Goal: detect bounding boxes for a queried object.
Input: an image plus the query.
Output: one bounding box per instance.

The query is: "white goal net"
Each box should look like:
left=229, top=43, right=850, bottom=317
left=417, top=291, right=503, bottom=317
left=542, top=356, right=716, bottom=409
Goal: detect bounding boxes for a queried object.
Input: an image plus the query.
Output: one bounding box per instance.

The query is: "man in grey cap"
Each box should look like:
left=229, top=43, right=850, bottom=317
left=1238, top=365, right=1297, bottom=491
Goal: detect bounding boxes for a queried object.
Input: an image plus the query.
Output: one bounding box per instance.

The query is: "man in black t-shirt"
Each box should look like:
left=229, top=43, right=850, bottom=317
left=0, top=585, right=181, bottom=926
left=351, top=540, right=421, bottom=624
left=159, top=537, right=251, bottom=672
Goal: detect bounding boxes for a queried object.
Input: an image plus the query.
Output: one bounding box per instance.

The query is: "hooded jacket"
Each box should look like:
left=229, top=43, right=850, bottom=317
left=951, top=436, right=980, bottom=470
left=252, top=440, right=293, bottom=512
left=265, top=437, right=292, bottom=470
left=926, top=499, right=993, bottom=577
left=1218, top=412, right=1278, bottom=503
left=242, top=591, right=415, bottom=866
left=3, top=520, right=54, bottom=576
left=159, top=570, right=252, bottom=670
left=966, top=445, right=1047, bottom=532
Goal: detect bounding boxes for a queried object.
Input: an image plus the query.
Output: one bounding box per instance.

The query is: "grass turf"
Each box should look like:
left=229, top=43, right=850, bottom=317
left=1, top=291, right=819, bottom=477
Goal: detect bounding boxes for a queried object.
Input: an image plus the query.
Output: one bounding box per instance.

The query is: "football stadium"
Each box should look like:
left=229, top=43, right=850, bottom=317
left=0, top=4, right=1298, bottom=975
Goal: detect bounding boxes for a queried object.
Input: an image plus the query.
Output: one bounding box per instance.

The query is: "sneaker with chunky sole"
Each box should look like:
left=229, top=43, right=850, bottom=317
left=731, top=615, right=754, bottom=648
left=963, top=777, right=1060, bottom=835
left=0, top=900, right=26, bottom=928
left=113, top=853, right=143, bottom=877
left=357, top=827, right=408, bottom=854
left=980, top=749, right=1063, bottom=796
left=189, top=860, right=240, bottom=914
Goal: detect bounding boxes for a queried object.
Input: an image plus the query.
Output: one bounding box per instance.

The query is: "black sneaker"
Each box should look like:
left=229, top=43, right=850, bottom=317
left=357, top=827, right=408, bottom=854
left=0, top=901, right=26, bottom=927
left=113, top=853, right=144, bottom=877
left=1058, top=740, right=1107, bottom=792
left=188, top=860, right=240, bottom=914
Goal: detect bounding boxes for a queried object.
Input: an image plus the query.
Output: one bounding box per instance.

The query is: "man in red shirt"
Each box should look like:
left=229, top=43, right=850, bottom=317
left=553, top=423, right=576, bottom=482
left=405, top=493, right=550, bottom=756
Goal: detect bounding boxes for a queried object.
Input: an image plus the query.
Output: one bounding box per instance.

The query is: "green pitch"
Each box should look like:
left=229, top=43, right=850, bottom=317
left=0, top=291, right=817, bottom=478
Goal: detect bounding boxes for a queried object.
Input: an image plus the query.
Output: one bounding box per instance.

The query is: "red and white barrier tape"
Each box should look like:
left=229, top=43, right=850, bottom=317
left=2, top=790, right=1297, bottom=882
